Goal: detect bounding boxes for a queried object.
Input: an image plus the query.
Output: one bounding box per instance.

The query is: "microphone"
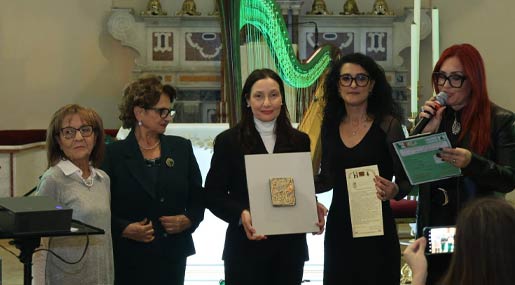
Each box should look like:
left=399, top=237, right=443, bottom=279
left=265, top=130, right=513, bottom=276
left=410, top=92, right=448, bottom=136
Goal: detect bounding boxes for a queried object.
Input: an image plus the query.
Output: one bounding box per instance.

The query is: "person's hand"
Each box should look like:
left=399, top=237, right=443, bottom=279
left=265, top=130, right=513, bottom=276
left=437, top=147, right=472, bottom=168
left=403, top=237, right=428, bottom=285
left=419, top=99, right=447, bottom=134
left=241, top=209, right=267, bottom=241
left=122, top=218, right=155, bottom=243
left=159, top=215, right=192, bottom=234
left=313, top=202, right=328, bottom=235
left=374, top=175, right=399, bottom=201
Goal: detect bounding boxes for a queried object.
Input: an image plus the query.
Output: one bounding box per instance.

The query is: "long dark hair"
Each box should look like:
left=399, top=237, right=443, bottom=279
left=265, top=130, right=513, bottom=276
left=442, top=197, right=515, bottom=285
left=322, top=53, right=403, bottom=132
left=237, top=68, right=295, bottom=153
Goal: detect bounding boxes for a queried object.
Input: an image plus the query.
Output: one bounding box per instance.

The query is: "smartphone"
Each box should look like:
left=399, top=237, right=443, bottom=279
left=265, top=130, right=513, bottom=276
left=423, top=226, right=456, bottom=255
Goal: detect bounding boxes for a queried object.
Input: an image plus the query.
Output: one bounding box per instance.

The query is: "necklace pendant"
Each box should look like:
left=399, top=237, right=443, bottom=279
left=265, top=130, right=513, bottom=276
left=452, top=118, right=461, bottom=135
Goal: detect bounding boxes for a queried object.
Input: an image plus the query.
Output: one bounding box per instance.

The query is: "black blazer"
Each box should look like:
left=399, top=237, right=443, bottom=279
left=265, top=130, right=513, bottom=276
left=102, top=130, right=204, bottom=265
left=205, top=125, right=311, bottom=261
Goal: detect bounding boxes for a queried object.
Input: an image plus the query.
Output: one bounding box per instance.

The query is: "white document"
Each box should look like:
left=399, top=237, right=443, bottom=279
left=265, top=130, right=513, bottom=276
left=345, top=165, right=384, bottom=238
left=245, top=152, right=319, bottom=236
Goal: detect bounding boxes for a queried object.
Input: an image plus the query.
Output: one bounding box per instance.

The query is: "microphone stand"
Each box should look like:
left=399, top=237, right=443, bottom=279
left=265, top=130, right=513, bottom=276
left=294, top=21, right=319, bottom=50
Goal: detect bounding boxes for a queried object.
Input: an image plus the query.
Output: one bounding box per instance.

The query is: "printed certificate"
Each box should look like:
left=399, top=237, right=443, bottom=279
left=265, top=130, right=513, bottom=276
left=393, top=132, right=461, bottom=185
left=346, top=165, right=384, bottom=238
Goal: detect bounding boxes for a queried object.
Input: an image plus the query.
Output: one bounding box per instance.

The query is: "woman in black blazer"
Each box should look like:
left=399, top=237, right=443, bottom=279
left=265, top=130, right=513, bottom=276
left=205, top=69, right=327, bottom=285
left=102, top=76, right=204, bottom=284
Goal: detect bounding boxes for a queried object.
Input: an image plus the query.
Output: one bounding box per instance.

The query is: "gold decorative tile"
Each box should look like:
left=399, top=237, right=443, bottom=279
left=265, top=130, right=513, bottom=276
left=269, top=177, right=296, bottom=207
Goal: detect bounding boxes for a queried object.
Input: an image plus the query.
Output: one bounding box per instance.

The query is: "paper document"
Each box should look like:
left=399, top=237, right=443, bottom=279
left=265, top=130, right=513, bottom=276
left=346, top=165, right=384, bottom=238
left=393, top=132, right=461, bottom=185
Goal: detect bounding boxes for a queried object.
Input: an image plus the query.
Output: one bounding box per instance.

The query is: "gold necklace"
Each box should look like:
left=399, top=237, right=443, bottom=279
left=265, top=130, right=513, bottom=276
left=349, top=114, right=369, bottom=136
left=139, top=140, right=160, bottom=150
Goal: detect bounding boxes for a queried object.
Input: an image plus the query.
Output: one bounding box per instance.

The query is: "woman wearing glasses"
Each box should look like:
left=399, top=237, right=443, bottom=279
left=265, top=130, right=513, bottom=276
left=416, top=43, right=515, bottom=284
left=102, top=76, right=204, bottom=284
left=34, top=104, right=113, bottom=284
left=316, top=53, right=412, bottom=284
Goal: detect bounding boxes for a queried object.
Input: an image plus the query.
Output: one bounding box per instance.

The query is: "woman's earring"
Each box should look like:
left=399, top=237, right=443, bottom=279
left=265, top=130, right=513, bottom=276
left=138, top=121, right=142, bottom=126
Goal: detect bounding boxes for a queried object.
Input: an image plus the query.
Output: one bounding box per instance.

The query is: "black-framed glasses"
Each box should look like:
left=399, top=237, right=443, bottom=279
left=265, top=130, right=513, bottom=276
left=60, top=125, right=94, bottom=139
left=433, top=72, right=467, bottom=88
left=146, top=107, right=176, bottom=118
left=339, top=73, right=370, bottom=87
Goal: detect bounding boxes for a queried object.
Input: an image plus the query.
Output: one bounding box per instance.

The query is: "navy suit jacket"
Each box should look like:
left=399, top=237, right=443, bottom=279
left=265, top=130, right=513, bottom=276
left=102, top=129, right=204, bottom=266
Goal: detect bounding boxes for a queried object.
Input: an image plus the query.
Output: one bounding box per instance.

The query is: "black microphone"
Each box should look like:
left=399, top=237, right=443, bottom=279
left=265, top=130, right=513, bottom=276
left=410, top=92, right=448, bottom=136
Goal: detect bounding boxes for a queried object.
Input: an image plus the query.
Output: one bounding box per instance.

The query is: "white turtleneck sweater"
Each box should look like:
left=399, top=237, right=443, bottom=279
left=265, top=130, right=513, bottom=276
left=254, top=117, right=277, bottom=154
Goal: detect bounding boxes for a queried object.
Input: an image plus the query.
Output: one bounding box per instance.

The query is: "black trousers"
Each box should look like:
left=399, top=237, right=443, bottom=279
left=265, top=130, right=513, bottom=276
left=224, top=254, right=305, bottom=285
left=114, top=256, right=187, bottom=285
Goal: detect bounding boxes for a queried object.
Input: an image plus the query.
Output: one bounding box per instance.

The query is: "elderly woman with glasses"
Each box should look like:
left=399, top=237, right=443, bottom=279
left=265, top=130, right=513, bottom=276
left=102, top=76, right=204, bottom=284
left=415, top=43, right=515, bottom=284
left=315, top=53, right=412, bottom=285
left=34, top=104, right=113, bottom=284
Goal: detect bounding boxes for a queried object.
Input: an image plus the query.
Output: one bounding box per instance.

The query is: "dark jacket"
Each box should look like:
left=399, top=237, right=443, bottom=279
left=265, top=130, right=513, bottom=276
left=416, top=103, right=515, bottom=236
left=205, top=125, right=311, bottom=261
left=102, top=130, right=204, bottom=267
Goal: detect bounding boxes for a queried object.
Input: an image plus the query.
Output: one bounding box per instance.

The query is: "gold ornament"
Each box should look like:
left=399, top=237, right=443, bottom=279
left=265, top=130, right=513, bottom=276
left=176, top=0, right=202, bottom=16
left=370, top=0, right=395, bottom=16
left=341, top=0, right=362, bottom=15
left=307, top=0, right=333, bottom=15
left=141, top=0, right=167, bottom=16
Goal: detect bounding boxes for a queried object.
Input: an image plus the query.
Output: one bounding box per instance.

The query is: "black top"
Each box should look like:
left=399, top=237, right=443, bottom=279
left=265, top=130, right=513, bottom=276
left=316, top=116, right=410, bottom=285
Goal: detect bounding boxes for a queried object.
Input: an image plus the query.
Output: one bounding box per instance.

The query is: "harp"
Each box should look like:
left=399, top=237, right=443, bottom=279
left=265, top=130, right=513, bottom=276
left=217, top=0, right=334, bottom=124
left=218, top=0, right=335, bottom=171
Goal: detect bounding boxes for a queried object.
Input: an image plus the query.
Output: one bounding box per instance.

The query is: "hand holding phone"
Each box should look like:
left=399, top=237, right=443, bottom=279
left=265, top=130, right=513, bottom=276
left=423, top=226, right=456, bottom=255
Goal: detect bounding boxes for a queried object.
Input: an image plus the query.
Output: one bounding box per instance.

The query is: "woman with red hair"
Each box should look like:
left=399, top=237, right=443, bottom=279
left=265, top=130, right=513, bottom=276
left=416, top=43, right=515, bottom=284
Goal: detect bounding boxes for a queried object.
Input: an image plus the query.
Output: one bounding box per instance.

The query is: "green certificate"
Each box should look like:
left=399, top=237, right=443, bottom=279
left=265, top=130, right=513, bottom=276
left=393, top=132, right=461, bottom=185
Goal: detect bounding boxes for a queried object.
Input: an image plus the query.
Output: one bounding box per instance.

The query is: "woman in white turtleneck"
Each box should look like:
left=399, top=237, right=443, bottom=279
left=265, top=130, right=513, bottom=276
left=205, top=69, right=327, bottom=285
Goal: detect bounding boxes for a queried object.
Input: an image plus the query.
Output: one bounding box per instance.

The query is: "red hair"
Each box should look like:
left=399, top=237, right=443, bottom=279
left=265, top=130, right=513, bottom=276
left=433, top=44, right=491, bottom=155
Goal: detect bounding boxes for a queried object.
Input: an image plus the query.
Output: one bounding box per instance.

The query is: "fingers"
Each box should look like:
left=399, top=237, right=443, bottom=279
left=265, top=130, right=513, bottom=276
left=374, top=176, right=398, bottom=201
left=417, top=237, right=427, bottom=253
left=437, top=147, right=472, bottom=168
left=159, top=215, right=192, bottom=234
left=314, top=202, right=327, bottom=235
left=123, top=219, right=155, bottom=242
left=317, top=202, right=328, bottom=216
left=241, top=210, right=267, bottom=241
left=419, top=100, right=439, bottom=118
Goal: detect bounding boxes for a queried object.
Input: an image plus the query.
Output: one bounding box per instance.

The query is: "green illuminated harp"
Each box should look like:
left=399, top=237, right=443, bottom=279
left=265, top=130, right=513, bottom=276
left=217, top=0, right=334, bottom=124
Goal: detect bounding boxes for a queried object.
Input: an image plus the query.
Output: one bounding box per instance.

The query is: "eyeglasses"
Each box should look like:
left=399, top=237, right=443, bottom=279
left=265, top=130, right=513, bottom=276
left=433, top=72, right=467, bottom=88
left=146, top=107, right=176, bottom=118
left=339, top=73, right=370, bottom=87
left=60, top=125, right=94, bottom=139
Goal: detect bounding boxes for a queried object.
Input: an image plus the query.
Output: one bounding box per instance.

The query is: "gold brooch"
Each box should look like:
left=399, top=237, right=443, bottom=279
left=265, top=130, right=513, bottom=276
left=165, top=157, right=174, bottom=168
